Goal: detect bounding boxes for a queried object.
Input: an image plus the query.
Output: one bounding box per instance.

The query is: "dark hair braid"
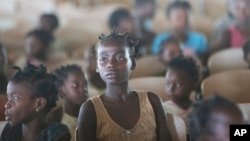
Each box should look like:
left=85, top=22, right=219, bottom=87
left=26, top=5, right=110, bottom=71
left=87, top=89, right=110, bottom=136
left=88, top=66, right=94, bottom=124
left=97, top=27, right=139, bottom=57
left=10, top=63, right=58, bottom=114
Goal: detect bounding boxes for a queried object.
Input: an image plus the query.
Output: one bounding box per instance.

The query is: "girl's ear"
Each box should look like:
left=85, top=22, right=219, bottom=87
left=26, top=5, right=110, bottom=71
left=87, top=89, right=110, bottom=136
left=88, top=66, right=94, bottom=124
left=35, top=98, right=47, bottom=112
left=130, top=57, right=136, bottom=70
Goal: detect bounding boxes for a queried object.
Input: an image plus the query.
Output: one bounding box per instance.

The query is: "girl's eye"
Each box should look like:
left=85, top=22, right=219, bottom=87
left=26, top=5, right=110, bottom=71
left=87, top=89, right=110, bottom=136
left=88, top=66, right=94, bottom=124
left=99, top=58, right=107, bottom=62
left=12, top=96, right=19, bottom=100
left=117, top=56, right=125, bottom=61
left=176, top=83, right=181, bottom=88
left=72, top=83, right=78, bottom=88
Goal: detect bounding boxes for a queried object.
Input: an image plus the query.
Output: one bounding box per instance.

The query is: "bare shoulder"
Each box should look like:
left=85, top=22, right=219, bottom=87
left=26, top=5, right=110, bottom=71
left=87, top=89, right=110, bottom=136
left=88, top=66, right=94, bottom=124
left=147, top=92, right=163, bottom=104
left=79, top=99, right=96, bottom=118
left=77, top=99, right=97, bottom=141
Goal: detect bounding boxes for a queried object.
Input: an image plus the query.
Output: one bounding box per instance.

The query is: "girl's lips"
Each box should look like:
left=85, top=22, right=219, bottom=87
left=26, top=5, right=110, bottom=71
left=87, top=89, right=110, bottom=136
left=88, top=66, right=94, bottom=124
left=106, top=72, right=119, bottom=78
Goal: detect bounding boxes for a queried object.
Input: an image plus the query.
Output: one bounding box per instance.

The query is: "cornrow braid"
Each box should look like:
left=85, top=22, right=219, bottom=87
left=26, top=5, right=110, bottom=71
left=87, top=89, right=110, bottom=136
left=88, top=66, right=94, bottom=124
left=97, top=27, right=139, bottom=57
left=10, top=62, right=58, bottom=114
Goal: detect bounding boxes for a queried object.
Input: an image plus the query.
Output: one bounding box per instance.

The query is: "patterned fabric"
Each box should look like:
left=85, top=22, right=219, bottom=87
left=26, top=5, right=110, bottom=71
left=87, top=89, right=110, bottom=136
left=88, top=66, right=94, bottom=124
left=0, top=123, right=71, bottom=141
left=90, top=91, right=157, bottom=141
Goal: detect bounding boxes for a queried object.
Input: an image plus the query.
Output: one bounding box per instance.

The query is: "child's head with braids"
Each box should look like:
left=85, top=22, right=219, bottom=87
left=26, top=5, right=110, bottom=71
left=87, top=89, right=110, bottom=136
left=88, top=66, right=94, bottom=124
left=5, top=63, right=58, bottom=126
left=165, top=55, right=199, bottom=108
left=188, top=95, right=244, bottom=141
left=95, top=28, right=138, bottom=85
left=54, top=64, right=88, bottom=111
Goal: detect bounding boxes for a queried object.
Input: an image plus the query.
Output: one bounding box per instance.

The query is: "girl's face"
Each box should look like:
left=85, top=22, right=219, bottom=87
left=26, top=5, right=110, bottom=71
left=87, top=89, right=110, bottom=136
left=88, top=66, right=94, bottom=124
left=61, top=72, right=88, bottom=106
left=161, top=43, right=181, bottom=64
left=235, top=0, right=250, bottom=24
left=96, top=41, right=135, bottom=85
left=25, top=36, right=47, bottom=59
left=165, top=69, right=195, bottom=102
left=205, top=110, right=244, bottom=141
left=169, top=8, right=189, bottom=33
left=5, top=82, right=38, bottom=126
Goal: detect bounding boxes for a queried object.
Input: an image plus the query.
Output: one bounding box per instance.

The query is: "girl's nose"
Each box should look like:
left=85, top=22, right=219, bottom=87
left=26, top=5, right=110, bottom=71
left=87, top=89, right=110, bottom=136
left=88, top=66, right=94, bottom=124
left=4, top=100, right=11, bottom=109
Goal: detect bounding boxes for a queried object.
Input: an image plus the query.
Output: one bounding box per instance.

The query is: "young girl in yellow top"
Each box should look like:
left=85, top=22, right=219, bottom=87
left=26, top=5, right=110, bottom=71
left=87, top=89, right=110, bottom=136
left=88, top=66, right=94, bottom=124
left=164, top=55, right=200, bottom=133
left=77, top=28, right=172, bottom=141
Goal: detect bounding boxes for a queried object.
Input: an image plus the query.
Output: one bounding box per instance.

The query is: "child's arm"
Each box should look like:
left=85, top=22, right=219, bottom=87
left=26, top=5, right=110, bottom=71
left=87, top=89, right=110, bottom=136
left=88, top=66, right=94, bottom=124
left=77, top=100, right=97, bottom=141
left=212, top=30, right=231, bottom=52
left=147, top=92, right=172, bottom=141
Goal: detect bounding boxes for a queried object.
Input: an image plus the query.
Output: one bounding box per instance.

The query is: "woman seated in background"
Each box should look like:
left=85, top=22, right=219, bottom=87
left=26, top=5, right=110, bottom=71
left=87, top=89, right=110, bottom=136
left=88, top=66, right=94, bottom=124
left=164, top=56, right=200, bottom=135
left=1, top=63, right=71, bottom=141
left=15, top=29, right=61, bottom=72
left=189, top=95, right=244, bottom=141
left=47, top=64, right=89, bottom=141
left=77, top=28, right=172, bottom=141
left=152, top=0, right=208, bottom=58
left=213, top=0, right=250, bottom=52
left=213, top=0, right=237, bottom=41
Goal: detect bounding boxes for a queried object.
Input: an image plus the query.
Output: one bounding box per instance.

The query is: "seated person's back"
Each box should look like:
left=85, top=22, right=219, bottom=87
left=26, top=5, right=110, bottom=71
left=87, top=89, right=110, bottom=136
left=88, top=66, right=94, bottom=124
left=212, top=0, right=250, bottom=52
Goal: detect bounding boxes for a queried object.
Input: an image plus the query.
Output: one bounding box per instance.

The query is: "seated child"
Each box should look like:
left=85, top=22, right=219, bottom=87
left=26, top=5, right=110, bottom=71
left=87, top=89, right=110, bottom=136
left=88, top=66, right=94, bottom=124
left=242, top=40, right=250, bottom=69
left=159, top=36, right=182, bottom=66
left=152, top=1, right=208, bottom=57
left=188, top=95, right=244, bottom=141
left=1, top=63, right=71, bottom=141
left=164, top=55, right=200, bottom=129
left=47, top=64, right=89, bottom=141
left=15, top=29, right=61, bottom=71
left=77, top=28, right=172, bottom=141
left=213, top=0, right=250, bottom=52
left=38, top=13, right=66, bottom=57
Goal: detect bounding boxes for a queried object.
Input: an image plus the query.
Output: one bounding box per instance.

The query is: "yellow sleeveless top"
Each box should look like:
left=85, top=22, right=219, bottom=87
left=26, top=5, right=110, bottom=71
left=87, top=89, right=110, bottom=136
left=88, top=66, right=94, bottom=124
left=90, top=91, right=157, bottom=141
left=61, top=110, right=78, bottom=141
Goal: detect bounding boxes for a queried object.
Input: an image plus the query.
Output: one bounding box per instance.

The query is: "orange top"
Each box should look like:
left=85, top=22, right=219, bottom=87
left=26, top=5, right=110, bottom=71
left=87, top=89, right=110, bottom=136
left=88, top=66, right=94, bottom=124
left=90, top=91, right=157, bottom=141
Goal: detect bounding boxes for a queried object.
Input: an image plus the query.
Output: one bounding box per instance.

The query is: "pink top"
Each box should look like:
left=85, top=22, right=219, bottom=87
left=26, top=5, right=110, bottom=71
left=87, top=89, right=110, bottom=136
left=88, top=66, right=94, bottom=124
left=229, top=26, right=247, bottom=48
